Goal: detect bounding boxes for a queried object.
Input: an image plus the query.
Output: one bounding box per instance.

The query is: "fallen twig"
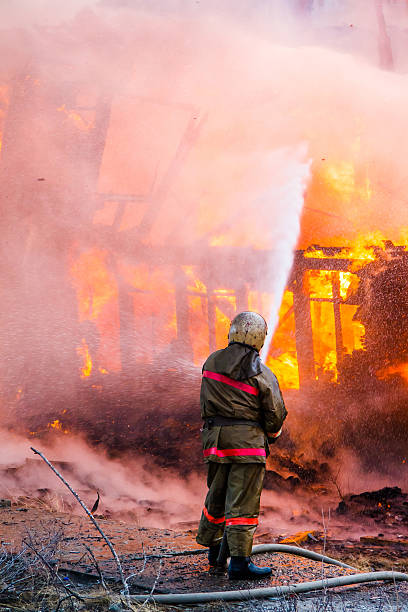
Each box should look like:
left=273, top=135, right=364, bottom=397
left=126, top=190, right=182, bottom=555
left=140, top=559, right=162, bottom=608
left=30, top=446, right=130, bottom=604
left=54, top=594, right=74, bottom=612
left=84, top=543, right=108, bottom=591
left=58, top=567, right=171, bottom=594
left=125, top=542, right=148, bottom=592
left=23, top=536, right=84, bottom=604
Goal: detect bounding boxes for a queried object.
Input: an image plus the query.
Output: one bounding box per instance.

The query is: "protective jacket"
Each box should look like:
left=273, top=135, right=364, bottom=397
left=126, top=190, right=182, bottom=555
left=200, top=342, right=287, bottom=464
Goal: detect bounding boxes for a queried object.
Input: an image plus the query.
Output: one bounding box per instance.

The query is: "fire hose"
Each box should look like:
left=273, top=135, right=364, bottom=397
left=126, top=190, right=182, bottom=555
left=129, top=543, right=408, bottom=604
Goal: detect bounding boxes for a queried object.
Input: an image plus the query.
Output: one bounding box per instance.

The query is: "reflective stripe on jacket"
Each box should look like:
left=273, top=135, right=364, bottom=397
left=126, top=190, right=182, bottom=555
left=200, top=343, right=287, bottom=464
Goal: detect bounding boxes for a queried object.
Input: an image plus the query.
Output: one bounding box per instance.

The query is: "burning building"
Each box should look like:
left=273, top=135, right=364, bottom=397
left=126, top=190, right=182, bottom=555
left=0, top=0, right=408, bottom=492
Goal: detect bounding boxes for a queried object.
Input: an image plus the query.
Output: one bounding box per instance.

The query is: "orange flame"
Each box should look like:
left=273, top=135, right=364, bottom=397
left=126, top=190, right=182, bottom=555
left=48, top=419, right=69, bottom=434
left=77, top=338, right=92, bottom=378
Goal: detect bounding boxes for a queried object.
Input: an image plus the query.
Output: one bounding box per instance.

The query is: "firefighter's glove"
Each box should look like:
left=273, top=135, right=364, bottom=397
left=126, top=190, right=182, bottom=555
left=267, top=428, right=282, bottom=445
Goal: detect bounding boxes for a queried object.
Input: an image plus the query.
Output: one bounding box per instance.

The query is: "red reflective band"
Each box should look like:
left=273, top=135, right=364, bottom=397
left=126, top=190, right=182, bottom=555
left=226, top=517, right=259, bottom=526
left=203, top=447, right=266, bottom=458
left=203, top=506, right=225, bottom=525
left=203, top=370, right=258, bottom=396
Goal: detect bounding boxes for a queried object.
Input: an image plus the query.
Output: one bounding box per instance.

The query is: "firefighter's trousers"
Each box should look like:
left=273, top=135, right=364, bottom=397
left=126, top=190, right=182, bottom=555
left=196, top=462, right=265, bottom=557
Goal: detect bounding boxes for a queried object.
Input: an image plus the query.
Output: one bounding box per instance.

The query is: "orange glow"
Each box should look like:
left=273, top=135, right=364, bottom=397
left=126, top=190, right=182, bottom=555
left=298, top=236, right=408, bottom=382
left=267, top=352, right=299, bottom=389
left=341, top=305, right=365, bottom=354
left=339, top=272, right=352, bottom=299
left=377, top=362, right=408, bottom=383
left=266, top=290, right=299, bottom=389
left=183, top=266, right=207, bottom=294
left=57, top=104, right=93, bottom=131
left=279, top=531, right=318, bottom=545
left=77, top=338, right=92, bottom=378
left=215, top=300, right=236, bottom=349
left=48, top=419, right=69, bottom=434
left=311, top=301, right=337, bottom=382
left=70, top=249, right=117, bottom=322
left=306, top=270, right=333, bottom=299
left=189, top=294, right=209, bottom=366
left=322, top=161, right=356, bottom=202
left=210, top=235, right=229, bottom=247
left=320, top=160, right=372, bottom=204
left=69, top=212, right=406, bottom=387
left=322, top=349, right=338, bottom=382
left=304, top=232, right=390, bottom=267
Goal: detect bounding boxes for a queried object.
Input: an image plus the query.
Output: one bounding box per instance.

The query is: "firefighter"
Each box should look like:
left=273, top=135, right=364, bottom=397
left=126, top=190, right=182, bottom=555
left=196, top=311, right=287, bottom=580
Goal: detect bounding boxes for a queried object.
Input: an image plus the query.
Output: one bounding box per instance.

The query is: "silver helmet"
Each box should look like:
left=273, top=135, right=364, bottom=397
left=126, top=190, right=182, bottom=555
left=228, top=311, right=267, bottom=352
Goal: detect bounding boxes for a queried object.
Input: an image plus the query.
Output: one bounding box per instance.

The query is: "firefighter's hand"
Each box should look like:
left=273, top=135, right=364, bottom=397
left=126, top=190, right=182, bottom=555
left=267, top=428, right=282, bottom=445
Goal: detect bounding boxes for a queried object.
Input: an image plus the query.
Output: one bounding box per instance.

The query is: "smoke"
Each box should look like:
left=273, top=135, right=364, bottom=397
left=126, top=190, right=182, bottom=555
left=0, top=428, right=205, bottom=527
left=0, top=0, right=408, bottom=524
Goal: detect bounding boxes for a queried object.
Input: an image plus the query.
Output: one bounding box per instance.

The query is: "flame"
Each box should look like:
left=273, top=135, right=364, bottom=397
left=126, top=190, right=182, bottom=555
left=215, top=301, right=235, bottom=349
left=339, top=272, right=353, bottom=299
left=70, top=249, right=117, bottom=321
left=267, top=352, right=299, bottom=389
left=306, top=270, right=333, bottom=299
left=183, top=266, right=207, bottom=294
left=69, top=191, right=407, bottom=388
left=77, top=338, right=92, bottom=378
left=310, top=300, right=336, bottom=381
left=297, top=236, right=408, bottom=382
left=266, top=290, right=299, bottom=389
left=304, top=231, right=389, bottom=265
left=321, top=349, right=337, bottom=382
left=48, top=419, right=69, bottom=434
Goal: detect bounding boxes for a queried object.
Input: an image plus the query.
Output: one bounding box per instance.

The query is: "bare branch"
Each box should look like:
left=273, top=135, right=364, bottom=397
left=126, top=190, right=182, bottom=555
left=23, top=534, right=83, bottom=603
left=140, top=559, right=162, bottom=608
left=84, top=543, right=108, bottom=591
left=31, top=446, right=130, bottom=603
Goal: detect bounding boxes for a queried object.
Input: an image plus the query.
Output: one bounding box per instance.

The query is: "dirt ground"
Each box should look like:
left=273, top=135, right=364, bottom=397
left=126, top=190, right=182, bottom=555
left=0, top=502, right=407, bottom=610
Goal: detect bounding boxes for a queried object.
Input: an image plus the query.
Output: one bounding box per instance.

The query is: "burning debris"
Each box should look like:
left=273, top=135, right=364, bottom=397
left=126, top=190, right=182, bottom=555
left=337, top=486, right=408, bottom=525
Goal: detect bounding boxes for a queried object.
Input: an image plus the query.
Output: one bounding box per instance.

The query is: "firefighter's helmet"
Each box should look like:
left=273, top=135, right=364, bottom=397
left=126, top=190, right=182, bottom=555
left=228, top=311, right=267, bottom=352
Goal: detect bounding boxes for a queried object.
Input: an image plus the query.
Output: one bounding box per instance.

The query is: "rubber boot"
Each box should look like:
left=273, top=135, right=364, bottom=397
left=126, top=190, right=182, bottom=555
left=228, top=556, right=272, bottom=580
left=208, top=543, right=221, bottom=567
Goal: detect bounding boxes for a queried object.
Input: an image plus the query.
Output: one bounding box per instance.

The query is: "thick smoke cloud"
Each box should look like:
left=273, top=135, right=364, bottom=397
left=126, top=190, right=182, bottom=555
left=0, top=0, right=408, bottom=521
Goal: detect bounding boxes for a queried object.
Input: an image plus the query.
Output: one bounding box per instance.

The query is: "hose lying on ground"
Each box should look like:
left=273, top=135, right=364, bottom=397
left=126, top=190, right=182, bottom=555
left=129, top=571, right=408, bottom=604
left=147, top=543, right=355, bottom=569
left=129, top=543, right=408, bottom=604
left=251, top=543, right=356, bottom=570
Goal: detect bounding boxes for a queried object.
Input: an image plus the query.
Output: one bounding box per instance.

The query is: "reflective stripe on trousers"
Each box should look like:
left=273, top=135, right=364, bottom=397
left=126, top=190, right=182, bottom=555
left=196, top=462, right=265, bottom=557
